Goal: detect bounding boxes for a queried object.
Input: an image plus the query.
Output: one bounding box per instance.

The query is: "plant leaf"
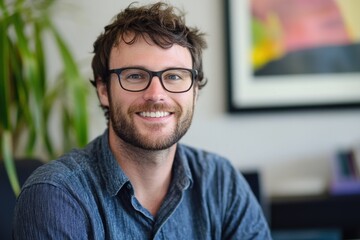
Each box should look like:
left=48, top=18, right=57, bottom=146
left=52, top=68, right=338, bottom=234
left=47, top=19, right=89, bottom=147
left=2, top=131, right=20, bottom=196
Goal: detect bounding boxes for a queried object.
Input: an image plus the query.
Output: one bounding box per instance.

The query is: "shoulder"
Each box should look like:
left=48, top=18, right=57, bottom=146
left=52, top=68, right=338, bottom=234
left=25, top=151, right=91, bottom=186
left=178, top=145, right=271, bottom=238
left=13, top=160, right=93, bottom=239
left=179, top=144, right=232, bottom=166
left=13, top=137, right=107, bottom=239
left=178, top=143, right=240, bottom=181
left=22, top=136, right=102, bottom=193
left=177, top=144, right=252, bottom=199
left=178, top=144, right=258, bottom=205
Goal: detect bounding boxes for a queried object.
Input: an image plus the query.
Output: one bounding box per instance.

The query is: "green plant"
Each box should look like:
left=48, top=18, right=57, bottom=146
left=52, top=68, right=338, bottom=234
left=0, top=0, right=89, bottom=195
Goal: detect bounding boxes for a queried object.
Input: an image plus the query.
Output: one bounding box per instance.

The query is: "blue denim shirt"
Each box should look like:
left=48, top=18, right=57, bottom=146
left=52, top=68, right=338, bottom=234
left=13, top=130, right=271, bottom=239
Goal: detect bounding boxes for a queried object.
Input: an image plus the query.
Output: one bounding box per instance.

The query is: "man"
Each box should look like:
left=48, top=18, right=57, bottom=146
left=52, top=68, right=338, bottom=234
left=13, top=2, right=271, bottom=239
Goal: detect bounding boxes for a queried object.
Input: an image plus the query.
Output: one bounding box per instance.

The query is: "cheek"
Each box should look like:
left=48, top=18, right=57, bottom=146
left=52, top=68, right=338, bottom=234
left=103, top=79, right=131, bottom=106
left=178, top=92, right=197, bottom=110
left=110, top=90, right=139, bottom=111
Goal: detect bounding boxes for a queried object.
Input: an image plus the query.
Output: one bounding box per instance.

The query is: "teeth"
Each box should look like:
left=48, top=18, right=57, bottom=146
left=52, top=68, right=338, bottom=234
left=139, top=111, right=170, bottom=118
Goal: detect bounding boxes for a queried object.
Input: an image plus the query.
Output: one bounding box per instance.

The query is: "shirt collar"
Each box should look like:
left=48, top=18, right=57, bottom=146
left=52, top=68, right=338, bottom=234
left=173, top=144, right=193, bottom=189
left=98, top=130, right=194, bottom=196
left=98, top=130, right=130, bottom=197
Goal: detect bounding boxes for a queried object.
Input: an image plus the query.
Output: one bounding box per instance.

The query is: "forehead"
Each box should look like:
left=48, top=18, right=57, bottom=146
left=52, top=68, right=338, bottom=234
left=109, top=33, right=192, bottom=70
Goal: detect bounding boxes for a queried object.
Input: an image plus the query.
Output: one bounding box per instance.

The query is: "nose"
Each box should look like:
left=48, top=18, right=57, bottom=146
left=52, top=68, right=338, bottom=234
left=142, top=76, right=167, bottom=101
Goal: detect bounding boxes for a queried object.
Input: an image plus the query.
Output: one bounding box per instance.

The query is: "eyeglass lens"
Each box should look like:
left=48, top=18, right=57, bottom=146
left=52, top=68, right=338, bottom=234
left=117, top=68, right=194, bottom=93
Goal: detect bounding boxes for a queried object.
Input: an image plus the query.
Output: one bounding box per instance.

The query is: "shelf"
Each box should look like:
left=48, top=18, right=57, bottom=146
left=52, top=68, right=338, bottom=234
left=270, top=194, right=360, bottom=239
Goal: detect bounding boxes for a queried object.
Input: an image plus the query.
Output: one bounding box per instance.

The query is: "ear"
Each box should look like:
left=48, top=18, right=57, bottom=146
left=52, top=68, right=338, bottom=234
left=96, top=78, right=109, bottom=107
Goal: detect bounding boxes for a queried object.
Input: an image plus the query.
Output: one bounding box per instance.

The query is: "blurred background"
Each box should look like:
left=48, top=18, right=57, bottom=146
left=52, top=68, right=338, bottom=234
left=2, top=0, right=360, bottom=239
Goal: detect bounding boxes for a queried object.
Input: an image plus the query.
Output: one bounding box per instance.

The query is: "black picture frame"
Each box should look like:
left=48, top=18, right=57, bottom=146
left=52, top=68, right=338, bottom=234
left=225, top=0, right=360, bottom=113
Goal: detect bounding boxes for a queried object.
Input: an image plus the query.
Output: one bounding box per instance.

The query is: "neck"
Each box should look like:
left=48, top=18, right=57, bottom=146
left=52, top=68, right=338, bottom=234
left=108, top=129, right=176, bottom=216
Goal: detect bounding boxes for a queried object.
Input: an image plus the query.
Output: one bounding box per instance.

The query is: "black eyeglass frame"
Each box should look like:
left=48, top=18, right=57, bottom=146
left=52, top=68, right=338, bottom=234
left=109, top=67, right=198, bottom=93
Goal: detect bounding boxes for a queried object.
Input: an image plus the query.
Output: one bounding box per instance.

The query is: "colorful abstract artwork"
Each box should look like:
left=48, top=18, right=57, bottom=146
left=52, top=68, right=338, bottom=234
left=226, top=0, right=360, bottom=112
left=251, top=0, right=360, bottom=76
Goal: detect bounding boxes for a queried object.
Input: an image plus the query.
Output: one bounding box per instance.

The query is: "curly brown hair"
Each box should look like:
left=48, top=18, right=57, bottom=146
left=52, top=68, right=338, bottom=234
left=91, top=2, right=207, bottom=89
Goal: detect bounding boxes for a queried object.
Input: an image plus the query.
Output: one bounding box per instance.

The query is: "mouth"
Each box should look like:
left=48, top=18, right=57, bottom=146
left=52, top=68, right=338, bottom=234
left=138, top=111, right=172, bottom=118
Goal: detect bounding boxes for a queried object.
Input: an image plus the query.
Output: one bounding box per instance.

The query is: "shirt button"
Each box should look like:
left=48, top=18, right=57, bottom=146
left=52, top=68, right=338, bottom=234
left=126, top=183, right=132, bottom=190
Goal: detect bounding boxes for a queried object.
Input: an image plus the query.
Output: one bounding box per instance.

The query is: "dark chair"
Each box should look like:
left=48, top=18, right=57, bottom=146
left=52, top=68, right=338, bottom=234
left=242, top=171, right=262, bottom=204
left=0, top=159, right=43, bottom=240
left=241, top=170, right=270, bottom=222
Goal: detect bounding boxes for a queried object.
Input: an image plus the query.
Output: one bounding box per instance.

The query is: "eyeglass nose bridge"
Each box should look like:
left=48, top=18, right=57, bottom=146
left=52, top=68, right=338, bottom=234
left=148, top=70, right=164, bottom=80
left=145, top=70, right=167, bottom=90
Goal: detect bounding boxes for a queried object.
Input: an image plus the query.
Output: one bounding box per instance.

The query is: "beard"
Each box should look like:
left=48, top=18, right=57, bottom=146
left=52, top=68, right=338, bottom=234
left=108, top=100, right=194, bottom=151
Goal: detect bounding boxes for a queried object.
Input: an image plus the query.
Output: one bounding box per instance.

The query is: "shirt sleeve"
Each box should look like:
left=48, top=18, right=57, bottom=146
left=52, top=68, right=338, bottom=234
left=13, top=183, right=90, bottom=240
left=221, top=166, right=272, bottom=240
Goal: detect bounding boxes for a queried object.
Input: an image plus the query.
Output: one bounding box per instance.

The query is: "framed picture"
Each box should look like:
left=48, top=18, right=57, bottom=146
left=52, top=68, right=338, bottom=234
left=226, top=0, right=360, bottom=113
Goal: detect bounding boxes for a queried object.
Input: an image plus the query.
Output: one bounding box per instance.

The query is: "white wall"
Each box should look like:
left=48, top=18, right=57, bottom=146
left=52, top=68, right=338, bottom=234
left=52, top=0, right=360, bottom=196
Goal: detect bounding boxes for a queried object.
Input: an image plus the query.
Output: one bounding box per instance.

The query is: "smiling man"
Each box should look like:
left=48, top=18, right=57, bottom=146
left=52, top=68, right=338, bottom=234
left=13, top=2, right=271, bottom=239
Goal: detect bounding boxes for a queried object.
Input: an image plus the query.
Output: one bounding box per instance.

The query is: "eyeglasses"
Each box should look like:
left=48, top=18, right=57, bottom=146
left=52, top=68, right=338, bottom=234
left=109, top=67, right=198, bottom=93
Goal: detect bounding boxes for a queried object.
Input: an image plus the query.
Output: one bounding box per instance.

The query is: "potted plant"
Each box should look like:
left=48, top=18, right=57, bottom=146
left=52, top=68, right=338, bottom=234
left=0, top=0, right=89, bottom=195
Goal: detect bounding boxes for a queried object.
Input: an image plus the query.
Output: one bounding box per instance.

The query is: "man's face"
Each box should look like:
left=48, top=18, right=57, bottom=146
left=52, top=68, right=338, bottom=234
left=98, top=35, right=198, bottom=150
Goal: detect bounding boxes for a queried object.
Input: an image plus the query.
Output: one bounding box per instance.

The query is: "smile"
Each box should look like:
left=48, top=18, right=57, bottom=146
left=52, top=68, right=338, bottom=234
left=138, top=111, right=171, bottom=118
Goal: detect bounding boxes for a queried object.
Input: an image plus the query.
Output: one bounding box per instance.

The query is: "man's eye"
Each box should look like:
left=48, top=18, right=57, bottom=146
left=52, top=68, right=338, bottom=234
left=126, top=74, right=144, bottom=79
left=125, top=73, right=146, bottom=80
left=165, top=74, right=181, bottom=80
